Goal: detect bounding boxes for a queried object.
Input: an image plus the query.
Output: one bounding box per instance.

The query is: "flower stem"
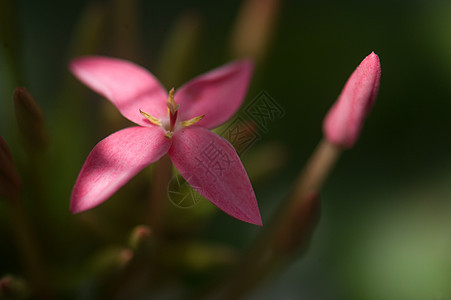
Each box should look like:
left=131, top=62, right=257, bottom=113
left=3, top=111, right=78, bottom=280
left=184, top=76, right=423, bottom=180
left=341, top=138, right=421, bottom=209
left=292, top=138, right=341, bottom=202
left=6, top=196, right=51, bottom=298
left=147, top=154, right=172, bottom=237
left=209, top=139, right=341, bottom=299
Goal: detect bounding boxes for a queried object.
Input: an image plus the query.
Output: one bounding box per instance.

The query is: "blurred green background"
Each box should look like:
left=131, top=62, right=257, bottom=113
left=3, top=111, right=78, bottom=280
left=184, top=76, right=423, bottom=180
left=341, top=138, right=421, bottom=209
left=1, top=0, right=451, bottom=299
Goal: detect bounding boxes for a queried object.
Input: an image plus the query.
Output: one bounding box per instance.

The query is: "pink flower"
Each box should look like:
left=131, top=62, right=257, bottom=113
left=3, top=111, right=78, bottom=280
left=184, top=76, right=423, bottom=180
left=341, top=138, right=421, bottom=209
left=69, top=56, right=262, bottom=226
left=323, top=52, right=381, bottom=148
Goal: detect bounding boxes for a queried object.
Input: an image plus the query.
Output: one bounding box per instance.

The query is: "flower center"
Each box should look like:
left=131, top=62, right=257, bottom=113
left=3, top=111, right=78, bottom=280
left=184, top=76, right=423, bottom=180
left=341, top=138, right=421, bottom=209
left=139, top=88, right=204, bottom=138
left=166, top=88, right=179, bottom=134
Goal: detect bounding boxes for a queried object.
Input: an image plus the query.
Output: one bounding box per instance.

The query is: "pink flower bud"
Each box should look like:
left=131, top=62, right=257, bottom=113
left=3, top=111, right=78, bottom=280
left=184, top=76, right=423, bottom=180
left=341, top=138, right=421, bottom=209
left=0, top=136, right=21, bottom=199
left=13, top=87, right=49, bottom=151
left=323, top=52, right=381, bottom=148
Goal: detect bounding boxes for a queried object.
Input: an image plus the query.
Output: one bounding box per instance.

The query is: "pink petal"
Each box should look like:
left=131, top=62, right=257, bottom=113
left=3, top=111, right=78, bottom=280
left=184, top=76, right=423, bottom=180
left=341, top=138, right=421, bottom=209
left=175, top=60, right=254, bottom=129
left=323, top=52, right=381, bottom=148
left=168, top=127, right=262, bottom=225
left=71, top=126, right=171, bottom=213
left=70, top=56, right=168, bottom=126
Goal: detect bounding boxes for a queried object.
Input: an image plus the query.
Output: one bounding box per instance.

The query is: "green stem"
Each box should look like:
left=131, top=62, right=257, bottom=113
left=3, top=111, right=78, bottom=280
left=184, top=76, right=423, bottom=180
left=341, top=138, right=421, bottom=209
left=208, top=139, right=341, bottom=299
left=291, top=138, right=341, bottom=203
left=147, top=154, right=173, bottom=237
left=6, top=197, right=51, bottom=298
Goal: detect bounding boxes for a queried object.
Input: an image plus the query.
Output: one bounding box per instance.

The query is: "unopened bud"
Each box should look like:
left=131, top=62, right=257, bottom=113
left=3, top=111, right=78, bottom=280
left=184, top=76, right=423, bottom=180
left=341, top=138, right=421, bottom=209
left=0, top=136, right=21, bottom=199
left=323, top=52, right=381, bottom=148
left=89, top=247, right=134, bottom=275
left=128, top=225, right=152, bottom=251
left=13, top=87, right=49, bottom=151
left=230, top=0, right=280, bottom=62
left=157, top=11, right=201, bottom=87
left=0, top=275, right=29, bottom=299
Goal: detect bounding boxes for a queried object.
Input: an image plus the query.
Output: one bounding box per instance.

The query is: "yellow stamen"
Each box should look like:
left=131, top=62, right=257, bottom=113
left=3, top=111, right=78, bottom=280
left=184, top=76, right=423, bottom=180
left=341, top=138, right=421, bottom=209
left=166, top=88, right=179, bottom=114
left=140, top=109, right=162, bottom=126
left=165, top=131, right=174, bottom=138
left=180, top=115, right=205, bottom=127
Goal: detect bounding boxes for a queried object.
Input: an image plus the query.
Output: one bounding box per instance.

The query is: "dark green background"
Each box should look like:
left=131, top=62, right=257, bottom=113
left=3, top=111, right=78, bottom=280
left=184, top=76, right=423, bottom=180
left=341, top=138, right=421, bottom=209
left=1, top=0, right=451, bottom=299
